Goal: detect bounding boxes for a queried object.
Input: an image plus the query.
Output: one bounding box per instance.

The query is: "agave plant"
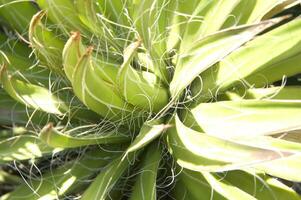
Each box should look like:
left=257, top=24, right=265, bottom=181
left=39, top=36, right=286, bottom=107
left=1, top=0, right=301, bottom=199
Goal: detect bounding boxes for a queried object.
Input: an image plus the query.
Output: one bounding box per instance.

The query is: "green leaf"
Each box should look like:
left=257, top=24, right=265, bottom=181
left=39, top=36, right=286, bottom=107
left=191, top=100, right=301, bottom=137
left=96, top=0, right=129, bottom=26
left=170, top=17, right=285, bottom=98
left=62, top=31, right=85, bottom=82
left=130, top=143, right=161, bottom=200
left=246, top=52, right=301, bottom=87
left=223, top=0, right=297, bottom=27
left=202, top=172, right=256, bottom=200
left=230, top=135, right=301, bottom=153
left=186, top=100, right=301, bottom=181
left=0, top=127, right=27, bottom=139
left=0, top=170, right=22, bottom=185
left=196, top=17, right=301, bottom=99
left=0, top=65, right=67, bottom=115
left=261, top=0, right=300, bottom=21
left=0, top=33, right=33, bottom=65
left=0, top=33, right=54, bottom=86
left=1, top=150, right=120, bottom=200
left=75, top=0, right=123, bottom=51
left=0, top=88, right=62, bottom=126
left=166, top=115, right=294, bottom=172
left=129, top=0, right=169, bottom=53
left=222, top=86, right=301, bottom=101
left=223, top=170, right=301, bottom=200
left=68, top=45, right=135, bottom=122
left=29, top=10, right=65, bottom=75
left=0, top=134, right=55, bottom=163
left=181, top=169, right=265, bottom=200
left=63, top=32, right=120, bottom=85
left=179, top=169, right=225, bottom=200
left=82, top=121, right=167, bottom=200
left=255, top=154, right=301, bottom=181
left=0, top=91, right=33, bottom=125
left=118, top=41, right=169, bottom=113
left=127, top=121, right=168, bottom=153
left=172, top=179, right=195, bottom=200
left=0, top=0, right=38, bottom=33
left=39, top=123, right=130, bottom=148
left=129, top=0, right=175, bottom=82
left=36, top=0, right=88, bottom=35
left=180, top=0, right=241, bottom=48
left=81, top=150, right=138, bottom=200
left=179, top=168, right=301, bottom=200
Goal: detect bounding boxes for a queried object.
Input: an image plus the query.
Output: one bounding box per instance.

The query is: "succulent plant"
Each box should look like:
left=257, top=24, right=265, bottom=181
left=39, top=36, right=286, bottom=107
left=1, top=0, right=301, bottom=199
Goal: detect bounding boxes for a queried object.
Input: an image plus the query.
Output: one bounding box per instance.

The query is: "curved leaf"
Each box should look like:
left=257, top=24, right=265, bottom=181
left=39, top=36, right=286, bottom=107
left=0, top=0, right=38, bottom=33
left=39, top=123, right=130, bottom=148
left=196, top=17, right=301, bottom=98
left=1, top=150, right=120, bottom=200
left=0, top=65, right=67, bottom=115
left=130, top=143, right=161, bottom=200
left=36, top=0, right=88, bottom=35
left=0, top=135, right=55, bottom=163
left=82, top=121, right=167, bottom=199
left=118, top=41, right=169, bottom=113
left=170, top=17, right=285, bottom=98
left=29, top=10, right=65, bottom=75
left=191, top=100, right=301, bottom=137
left=166, top=115, right=299, bottom=172
left=223, top=170, right=301, bottom=199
